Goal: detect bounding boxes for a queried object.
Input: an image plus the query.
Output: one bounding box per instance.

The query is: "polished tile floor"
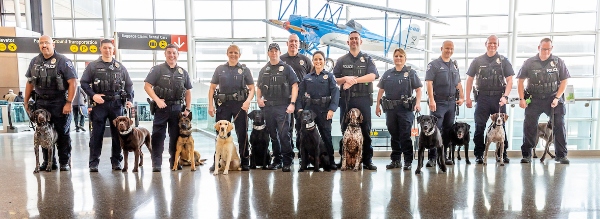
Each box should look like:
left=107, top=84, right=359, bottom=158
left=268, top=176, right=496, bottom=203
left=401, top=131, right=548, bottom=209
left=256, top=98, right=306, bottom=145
left=1, top=128, right=599, bottom=219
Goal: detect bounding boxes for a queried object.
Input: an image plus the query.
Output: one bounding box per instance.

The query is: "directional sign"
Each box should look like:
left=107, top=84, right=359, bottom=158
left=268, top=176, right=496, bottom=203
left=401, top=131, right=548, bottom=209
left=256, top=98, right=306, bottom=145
left=117, top=32, right=188, bottom=51
left=0, top=36, right=101, bottom=54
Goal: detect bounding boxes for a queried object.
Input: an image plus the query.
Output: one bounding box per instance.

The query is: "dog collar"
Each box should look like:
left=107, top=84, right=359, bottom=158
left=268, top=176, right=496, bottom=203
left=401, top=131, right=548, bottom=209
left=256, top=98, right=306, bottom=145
left=119, top=126, right=133, bottom=135
left=424, top=127, right=435, bottom=136
left=253, top=124, right=266, bottom=130
left=348, top=123, right=360, bottom=127
left=217, top=132, right=231, bottom=139
left=305, top=121, right=316, bottom=130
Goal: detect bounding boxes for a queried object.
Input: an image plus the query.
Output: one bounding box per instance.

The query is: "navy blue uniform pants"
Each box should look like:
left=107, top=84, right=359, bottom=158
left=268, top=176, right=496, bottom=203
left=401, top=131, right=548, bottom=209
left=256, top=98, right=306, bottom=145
left=263, top=104, right=293, bottom=166
left=521, top=97, right=567, bottom=158
left=386, top=106, right=414, bottom=163
left=305, top=107, right=335, bottom=163
left=430, top=99, right=456, bottom=160
left=89, top=100, right=124, bottom=167
left=215, top=101, right=250, bottom=165
left=473, top=95, right=508, bottom=157
left=151, top=105, right=182, bottom=168
left=338, top=96, right=373, bottom=164
left=37, top=99, right=72, bottom=165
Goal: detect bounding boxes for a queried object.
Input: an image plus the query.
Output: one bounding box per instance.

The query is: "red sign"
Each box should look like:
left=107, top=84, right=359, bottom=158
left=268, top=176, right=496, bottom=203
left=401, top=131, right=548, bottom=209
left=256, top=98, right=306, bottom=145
left=170, top=35, right=188, bottom=52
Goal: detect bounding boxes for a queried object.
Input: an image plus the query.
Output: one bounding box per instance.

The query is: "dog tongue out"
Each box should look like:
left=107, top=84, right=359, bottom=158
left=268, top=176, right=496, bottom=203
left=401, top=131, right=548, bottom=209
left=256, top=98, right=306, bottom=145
left=458, top=133, right=463, bottom=139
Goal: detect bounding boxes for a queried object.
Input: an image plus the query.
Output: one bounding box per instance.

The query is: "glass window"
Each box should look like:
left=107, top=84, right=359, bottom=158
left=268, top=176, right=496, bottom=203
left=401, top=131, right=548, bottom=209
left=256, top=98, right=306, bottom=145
left=559, top=56, right=594, bottom=77
left=554, top=0, right=597, bottom=12
left=53, top=0, right=73, bottom=18
left=54, top=20, right=73, bottom=37
left=120, top=49, right=155, bottom=61
left=466, top=37, right=509, bottom=57
left=388, top=0, right=426, bottom=14
left=116, top=21, right=154, bottom=33
left=156, top=21, right=186, bottom=34
left=195, top=21, right=232, bottom=38
left=121, top=61, right=156, bottom=79
left=233, top=21, right=267, bottom=38
left=517, top=15, right=552, bottom=33
left=74, top=20, right=104, bottom=38
left=434, top=17, right=466, bottom=35
left=115, top=0, right=153, bottom=19
left=195, top=1, right=231, bottom=19
left=431, top=0, right=467, bottom=16
left=468, top=16, right=509, bottom=35
left=155, top=0, right=185, bottom=19
left=232, top=0, right=265, bottom=19
left=554, top=13, right=596, bottom=32
left=73, top=0, right=102, bottom=18
left=519, top=0, right=552, bottom=14
left=469, top=0, right=509, bottom=15
left=553, top=35, right=595, bottom=54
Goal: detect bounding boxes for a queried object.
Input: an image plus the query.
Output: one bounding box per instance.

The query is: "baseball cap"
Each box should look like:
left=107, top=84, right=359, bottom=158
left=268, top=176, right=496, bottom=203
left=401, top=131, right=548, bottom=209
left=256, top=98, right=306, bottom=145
left=268, top=43, right=280, bottom=51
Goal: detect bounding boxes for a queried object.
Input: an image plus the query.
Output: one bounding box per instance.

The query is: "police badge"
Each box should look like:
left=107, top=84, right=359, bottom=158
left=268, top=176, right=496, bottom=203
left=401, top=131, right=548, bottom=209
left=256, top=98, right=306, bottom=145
left=323, top=74, right=328, bottom=79
left=360, top=57, right=365, bottom=62
left=51, top=58, right=56, bottom=64
left=178, top=68, right=183, bottom=74
left=279, top=66, right=284, bottom=71
left=550, top=61, right=555, bottom=67
left=404, top=72, right=409, bottom=77
left=299, top=60, right=304, bottom=65
left=496, top=58, right=501, bottom=64
left=238, top=68, right=243, bottom=74
left=115, top=62, right=120, bottom=68
left=266, top=66, right=270, bottom=71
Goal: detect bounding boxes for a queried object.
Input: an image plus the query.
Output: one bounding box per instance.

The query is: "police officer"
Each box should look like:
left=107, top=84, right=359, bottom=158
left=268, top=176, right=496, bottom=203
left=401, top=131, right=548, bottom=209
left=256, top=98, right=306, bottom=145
left=208, top=44, right=255, bottom=171
left=465, top=35, right=514, bottom=164
left=256, top=43, right=299, bottom=172
left=375, top=48, right=422, bottom=170
left=333, top=31, right=378, bottom=170
left=144, top=44, right=193, bottom=172
left=81, top=39, right=134, bottom=172
left=297, top=50, right=339, bottom=170
left=518, top=38, right=570, bottom=164
left=280, top=34, right=313, bottom=157
left=24, top=35, right=78, bottom=171
left=425, top=40, right=464, bottom=168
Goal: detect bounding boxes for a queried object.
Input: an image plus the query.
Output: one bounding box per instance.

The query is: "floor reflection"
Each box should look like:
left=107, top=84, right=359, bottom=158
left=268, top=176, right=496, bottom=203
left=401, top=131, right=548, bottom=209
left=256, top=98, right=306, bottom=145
left=0, top=131, right=599, bottom=218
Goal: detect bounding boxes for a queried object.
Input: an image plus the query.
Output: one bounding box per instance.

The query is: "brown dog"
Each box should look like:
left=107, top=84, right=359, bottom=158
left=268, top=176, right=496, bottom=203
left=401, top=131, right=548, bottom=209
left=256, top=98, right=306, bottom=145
left=32, top=109, right=58, bottom=173
left=173, top=112, right=204, bottom=171
left=484, top=113, right=509, bottom=166
left=113, top=116, right=152, bottom=172
left=213, top=120, right=241, bottom=175
left=341, top=108, right=363, bottom=172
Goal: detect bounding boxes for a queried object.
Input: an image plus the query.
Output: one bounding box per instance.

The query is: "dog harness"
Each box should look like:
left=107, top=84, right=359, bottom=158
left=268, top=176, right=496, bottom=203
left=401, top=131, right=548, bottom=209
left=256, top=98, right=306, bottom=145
left=304, top=121, right=316, bottom=130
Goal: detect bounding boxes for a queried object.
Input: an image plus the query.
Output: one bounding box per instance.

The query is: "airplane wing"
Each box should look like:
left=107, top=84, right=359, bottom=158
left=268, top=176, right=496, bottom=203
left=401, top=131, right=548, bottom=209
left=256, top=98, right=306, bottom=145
left=328, top=0, right=448, bottom=25
left=324, top=39, right=422, bottom=71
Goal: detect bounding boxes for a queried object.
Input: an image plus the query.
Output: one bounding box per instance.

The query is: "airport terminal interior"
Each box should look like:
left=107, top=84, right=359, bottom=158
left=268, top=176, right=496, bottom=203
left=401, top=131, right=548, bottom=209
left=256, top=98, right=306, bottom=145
left=0, top=0, right=600, bottom=218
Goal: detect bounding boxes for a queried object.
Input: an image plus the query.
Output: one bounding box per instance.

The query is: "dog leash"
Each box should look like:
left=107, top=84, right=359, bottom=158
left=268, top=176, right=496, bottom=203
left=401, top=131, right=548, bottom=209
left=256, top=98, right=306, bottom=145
left=412, top=111, right=421, bottom=160
left=232, top=108, right=251, bottom=158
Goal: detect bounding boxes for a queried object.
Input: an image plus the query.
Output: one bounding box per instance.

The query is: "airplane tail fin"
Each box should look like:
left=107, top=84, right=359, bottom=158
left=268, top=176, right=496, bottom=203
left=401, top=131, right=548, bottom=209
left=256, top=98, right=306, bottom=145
left=394, top=24, right=421, bottom=49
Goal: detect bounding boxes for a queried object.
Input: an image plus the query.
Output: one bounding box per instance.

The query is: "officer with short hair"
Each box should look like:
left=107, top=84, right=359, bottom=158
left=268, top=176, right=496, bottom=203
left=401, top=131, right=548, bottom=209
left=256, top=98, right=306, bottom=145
left=425, top=40, right=465, bottom=168
left=297, top=50, right=339, bottom=171
left=465, top=35, right=514, bottom=164
left=256, top=43, right=299, bottom=172
left=208, top=44, right=255, bottom=171
left=333, top=30, right=379, bottom=170
left=376, top=48, right=422, bottom=170
left=81, top=39, right=134, bottom=172
left=24, top=35, right=78, bottom=171
left=144, top=44, right=193, bottom=172
left=518, top=38, right=570, bottom=164
left=280, top=34, right=313, bottom=156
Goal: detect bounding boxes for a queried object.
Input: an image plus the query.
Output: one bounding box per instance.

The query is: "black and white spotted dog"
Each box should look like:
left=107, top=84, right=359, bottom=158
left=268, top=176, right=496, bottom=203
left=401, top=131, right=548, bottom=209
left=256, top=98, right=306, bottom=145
left=32, top=109, right=58, bottom=173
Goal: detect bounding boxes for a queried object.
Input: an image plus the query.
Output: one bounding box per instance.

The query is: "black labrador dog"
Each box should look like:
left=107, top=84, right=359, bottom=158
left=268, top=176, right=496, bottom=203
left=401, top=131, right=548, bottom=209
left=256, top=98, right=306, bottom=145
left=248, top=110, right=272, bottom=169
left=297, top=110, right=330, bottom=172
left=415, top=115, right=447, bottom=174
left=446, top=122, right=471, bottom=165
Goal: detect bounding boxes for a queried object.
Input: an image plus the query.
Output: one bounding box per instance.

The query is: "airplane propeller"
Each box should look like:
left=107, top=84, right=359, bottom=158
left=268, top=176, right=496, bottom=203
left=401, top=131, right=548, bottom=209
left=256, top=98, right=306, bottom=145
left=267, top=19, right=306, bottom=33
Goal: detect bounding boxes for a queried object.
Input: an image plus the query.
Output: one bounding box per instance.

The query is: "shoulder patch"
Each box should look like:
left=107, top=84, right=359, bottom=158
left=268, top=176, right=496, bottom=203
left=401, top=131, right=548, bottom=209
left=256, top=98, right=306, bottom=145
left=66, top=60, right=73, bottom=68
left=427, top=64, right=431, bottom=71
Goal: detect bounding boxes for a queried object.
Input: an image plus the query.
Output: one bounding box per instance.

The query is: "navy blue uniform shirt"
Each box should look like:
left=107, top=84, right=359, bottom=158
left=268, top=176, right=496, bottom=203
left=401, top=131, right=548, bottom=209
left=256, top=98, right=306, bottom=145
left=80, top=57, right=134, bottom=100
left=144, top=62, right=193, bottom=90
left=517, top=54, right=570, bottom=81
left=257, top=60, right=299, bottom=100
left=297, top=70, right=340, bottom=111
left=280, top=53, right=312, bottom=82
left=425, top=57, right=460, bottom=97
left=333, top=51, right=379, bottom=79
left=466, top=53, right=515, bottom=78
left=210, top=62, right=254, bottom=94
left=26, top=51, right=78, bottom=95
left=378, top=66, right=422, bottom=99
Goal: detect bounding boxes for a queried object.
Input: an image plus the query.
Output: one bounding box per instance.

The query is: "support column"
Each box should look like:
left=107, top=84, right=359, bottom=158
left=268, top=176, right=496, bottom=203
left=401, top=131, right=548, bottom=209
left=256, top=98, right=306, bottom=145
left=184, top=0, right=195, bottom=80
left=591, top=0, right=600, bottom=149
left=508, top=0, right=515, bottom=60
left=265, top=0, right=272, bottom=56
left=41, top=0, right=53, bottom=36
left=109, top=0, right=116, bottom=34
left=101, top=0, right=110, bottom=38
left=24, top=0, right=31, bottom=30
left=13, top=0, right=22, bottom=28
left=425, top=0, right=432, bottom=64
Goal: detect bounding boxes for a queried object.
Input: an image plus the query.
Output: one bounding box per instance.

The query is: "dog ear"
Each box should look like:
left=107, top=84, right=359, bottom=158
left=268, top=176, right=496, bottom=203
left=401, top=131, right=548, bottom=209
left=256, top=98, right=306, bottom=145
left=359, top=112, right=364, bottom=123
left=129, top=117, right=134, bottom=126
left=226, top=121, right=234, bottom=133
left=344, top=111, right=350, bottom=124
left=310, top=110, right=317, bottom=120
left=417, top=115, right=423, bottom=123
left=45, top=110, right=51, bottom=122
left=113, top=118, right=118, bottom=127
left=296, top=110, right=303, bottom=118
left=248, top=110, right=256, bottom=119
left=503, top=113, right=509, bottom=121
left=213, top=121, right=220, bottom=131
left=187, top=111, right=193, bottom=120
left=431, top=116, right=437, bottom=125
left=490, top=114, right=496, bottom=122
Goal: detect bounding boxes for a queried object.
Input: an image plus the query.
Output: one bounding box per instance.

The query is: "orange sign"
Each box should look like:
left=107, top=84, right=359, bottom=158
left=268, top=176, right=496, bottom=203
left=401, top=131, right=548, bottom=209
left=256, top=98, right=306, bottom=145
left=170, top=35, right=188, bottom=52
left=411, top=128, right=419, bottom=137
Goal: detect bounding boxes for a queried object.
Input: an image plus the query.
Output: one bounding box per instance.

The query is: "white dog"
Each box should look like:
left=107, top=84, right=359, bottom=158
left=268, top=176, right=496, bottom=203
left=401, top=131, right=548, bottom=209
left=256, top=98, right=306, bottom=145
left=213, top=120, right=241, bottom=175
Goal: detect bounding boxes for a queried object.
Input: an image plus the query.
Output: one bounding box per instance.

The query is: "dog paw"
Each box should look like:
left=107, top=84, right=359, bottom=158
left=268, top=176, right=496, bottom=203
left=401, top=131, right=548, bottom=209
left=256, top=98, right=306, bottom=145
left=223, top=171, right=229, bottom=175
left=353, top=168, right=359, bottom=172
left=415, top=170, right=422, bottom=174
left=483, top=162, right=487, bottom=166
left=550, top=155, right=556, bottom=158
left=457, top=157, right=462, bottom=160
left=500, top=163, right=505, bottom=166
left=33, top=169, right=39, bottom=173
left=298, top=169, right=304, bottom=172
left=123, top=169, right=128, bottom=172
left=46, top=168, right=52, bottom=172
left=191, top=167, right=196, bottom=171
left=340, top=167, right=346, bottom=171
left=466, top=160, right=471, bottom=164
left=445, top=160, right=454, bottom=165
left=314, top=169, right=321, bottom=173
left=440, top=168, right=447, bottom=172
left=533, top=154, right=538, bottom=158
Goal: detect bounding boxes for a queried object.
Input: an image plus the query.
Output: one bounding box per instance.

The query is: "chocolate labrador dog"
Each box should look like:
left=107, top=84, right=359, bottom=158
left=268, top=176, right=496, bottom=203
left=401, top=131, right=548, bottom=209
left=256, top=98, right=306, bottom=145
left=415, top=115, right=446, bottom=174
left=114, top=116, right=152, bottom=172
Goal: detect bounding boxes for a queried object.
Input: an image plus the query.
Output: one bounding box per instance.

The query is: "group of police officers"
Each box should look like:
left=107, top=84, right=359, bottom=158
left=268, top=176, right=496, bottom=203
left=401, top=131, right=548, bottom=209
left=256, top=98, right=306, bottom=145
left=24, top=32, right=570, bottom=174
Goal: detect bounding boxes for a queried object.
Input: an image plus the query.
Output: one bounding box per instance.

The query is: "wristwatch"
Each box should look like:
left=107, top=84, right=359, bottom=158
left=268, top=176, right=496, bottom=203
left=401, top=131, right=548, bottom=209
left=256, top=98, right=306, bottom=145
left=185, top=108, right=191, bottom=112
left=554, top=96, right=560, bottom=99
left=290, top=102, right=296, bottom=105
left=503, top=95, right=509, bottom=100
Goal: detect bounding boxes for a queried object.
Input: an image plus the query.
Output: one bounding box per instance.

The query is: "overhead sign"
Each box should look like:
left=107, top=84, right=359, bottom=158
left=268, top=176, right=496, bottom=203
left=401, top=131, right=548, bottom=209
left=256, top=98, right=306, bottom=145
left=117, top=32, right=188, bottom=52
left=0, top=36, right=100, bottom=54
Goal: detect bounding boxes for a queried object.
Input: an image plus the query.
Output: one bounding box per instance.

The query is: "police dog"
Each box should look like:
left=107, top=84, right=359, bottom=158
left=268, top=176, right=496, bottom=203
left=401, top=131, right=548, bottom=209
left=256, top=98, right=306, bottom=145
left=32, top=109, right=58, bottom=173
left=534, top=121, right=556, bottom=162
left=114, top=116, right=152, bottom=172
left=213, top=120, right=241, bottom=175
left=484, top=113, right=509, bottom=166
left=341, top=108, right=363, bottom=172
left=447, top=122, right=471, bottom=165
left=173, top=112, right=205, bottom=171
left=298, top=110, right=330, bottom=172
left=415, top=115, right=446, bottom=174
left=248, top=110, right=271, bottom=169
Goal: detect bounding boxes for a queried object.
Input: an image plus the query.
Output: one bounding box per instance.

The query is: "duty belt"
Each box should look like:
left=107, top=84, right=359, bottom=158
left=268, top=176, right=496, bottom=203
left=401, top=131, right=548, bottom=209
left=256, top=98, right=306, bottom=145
left=477, top=90, right=504, bottom=96
left=165, top=100, right=183, bottom=105
left=101, top=95, right=121, bottom=101
left=530, top=94, right=557, bottom=100
left=265, top=100, right=289, bottom=106
left=434, top=95, right=455, bottom=101
left=37, top=93, right=63, bottom=100
left=304, top=97, right=331, bottom=106
left=341, top=92, right=370, bottom=98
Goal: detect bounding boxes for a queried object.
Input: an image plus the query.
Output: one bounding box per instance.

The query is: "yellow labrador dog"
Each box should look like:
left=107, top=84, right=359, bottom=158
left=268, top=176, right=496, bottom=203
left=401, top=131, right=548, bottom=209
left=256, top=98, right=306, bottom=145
left=213, top=120, right=241, bottom=175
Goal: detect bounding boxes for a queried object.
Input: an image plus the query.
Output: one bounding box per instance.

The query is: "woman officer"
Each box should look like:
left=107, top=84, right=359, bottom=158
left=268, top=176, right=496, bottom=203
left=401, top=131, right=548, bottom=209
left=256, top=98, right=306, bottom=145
left=375, top=48, right=422, bottom=170
left=208, top=44, right=255, bottom=171
left=296, top=51, right=340, bottom=170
